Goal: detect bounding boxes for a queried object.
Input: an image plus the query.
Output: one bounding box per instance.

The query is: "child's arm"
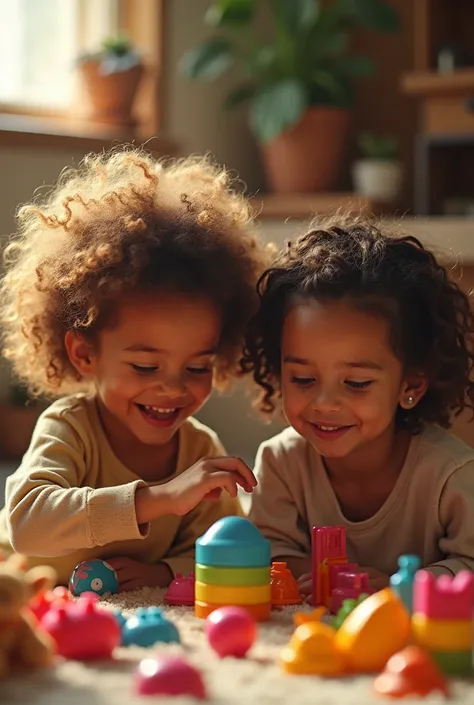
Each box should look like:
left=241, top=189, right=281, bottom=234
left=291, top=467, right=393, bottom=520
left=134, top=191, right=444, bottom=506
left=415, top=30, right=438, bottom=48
left=249, top=440, right=311, bottom=574
left=428, top=461, right=474, bottom=575
left=6, top=410, right=150, bottom=556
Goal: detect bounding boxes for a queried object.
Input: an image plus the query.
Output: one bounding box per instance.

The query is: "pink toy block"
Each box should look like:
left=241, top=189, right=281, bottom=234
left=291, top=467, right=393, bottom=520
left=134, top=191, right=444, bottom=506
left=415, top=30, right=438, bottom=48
left=329, top=562, right=359, bottom=594
left=330, top=571, right=375, bottom=615
left=413, top=570, right=474, bottom=620
left=164, top=572, right=195, bottom=606
left=312, top=525, right=348, bottom=607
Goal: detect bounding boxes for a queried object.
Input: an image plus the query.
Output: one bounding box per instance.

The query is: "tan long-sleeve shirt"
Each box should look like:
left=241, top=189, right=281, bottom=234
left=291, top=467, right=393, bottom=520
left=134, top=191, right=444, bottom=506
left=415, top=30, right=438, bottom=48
left=0, top=395, right=242, bottom=584
left=249, top=424, right=474, bottom=577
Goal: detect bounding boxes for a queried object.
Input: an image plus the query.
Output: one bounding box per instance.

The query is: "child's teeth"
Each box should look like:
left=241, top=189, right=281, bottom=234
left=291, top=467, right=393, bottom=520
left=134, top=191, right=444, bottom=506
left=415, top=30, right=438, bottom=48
left=319, top=425, right=338, bottom=431
left=144, top=406, right=176, bottom=413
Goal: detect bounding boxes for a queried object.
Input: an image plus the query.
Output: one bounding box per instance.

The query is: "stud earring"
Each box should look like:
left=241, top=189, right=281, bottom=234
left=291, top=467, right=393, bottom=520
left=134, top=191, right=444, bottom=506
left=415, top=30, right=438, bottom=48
left=407, top=396, right=414, bottom=405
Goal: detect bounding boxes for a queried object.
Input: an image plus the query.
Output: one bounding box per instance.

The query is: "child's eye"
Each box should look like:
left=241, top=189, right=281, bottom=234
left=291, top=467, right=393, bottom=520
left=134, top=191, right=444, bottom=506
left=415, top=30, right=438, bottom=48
left=187, top=366, right=212, bottom=375
left=130, top=364, right=158, bottom=375
left=345, top=380, right=373, bottom=390
left=291, top=376, right=315, bottom=387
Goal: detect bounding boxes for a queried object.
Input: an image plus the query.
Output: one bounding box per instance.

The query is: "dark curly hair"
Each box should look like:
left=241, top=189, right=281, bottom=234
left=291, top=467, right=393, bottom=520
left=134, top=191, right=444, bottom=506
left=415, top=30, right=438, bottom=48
left=241, top=213, right=474, bottom=433
left=1, top=147, right=269, bottom=398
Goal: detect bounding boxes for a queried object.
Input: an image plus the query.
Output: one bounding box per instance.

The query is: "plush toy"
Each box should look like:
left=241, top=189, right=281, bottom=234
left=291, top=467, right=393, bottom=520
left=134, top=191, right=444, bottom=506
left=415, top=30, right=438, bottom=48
left=0, top=552, right=56, bottom=678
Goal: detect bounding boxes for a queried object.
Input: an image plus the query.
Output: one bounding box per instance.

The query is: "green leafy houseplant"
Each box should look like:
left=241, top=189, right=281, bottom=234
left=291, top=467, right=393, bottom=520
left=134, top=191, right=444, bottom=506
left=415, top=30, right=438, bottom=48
left=181, top=0, right=400, bottom=143
left=76, top=35, right=144, bottom=127
left=358, top=131, right=399, bottom=161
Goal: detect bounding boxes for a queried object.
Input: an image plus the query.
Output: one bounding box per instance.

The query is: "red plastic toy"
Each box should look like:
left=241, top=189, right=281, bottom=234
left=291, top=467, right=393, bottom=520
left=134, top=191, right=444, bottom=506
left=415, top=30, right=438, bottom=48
left=330, top=571, right=374, bottom=615
left=134, top=655, right=206, bottom=699
left=164, top=571, right=195, bottom=606
left=270, top=562, right=302, bottom=607
left=205, top=606, right=257, bottom=658
left=312, top=525, right=349, bottom=607
left=373, top=645, right=449, bottom=699
left=29, top=585, right=71, bottom=622
left=41, top=593, right=121, bottom=660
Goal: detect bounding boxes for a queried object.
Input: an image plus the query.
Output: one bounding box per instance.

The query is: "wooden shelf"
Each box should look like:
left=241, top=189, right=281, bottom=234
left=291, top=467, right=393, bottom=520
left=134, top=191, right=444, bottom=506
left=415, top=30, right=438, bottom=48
left=250, top=192, right=388, bottom=220
left=0, top=113, right=177, bottom=154
left=401, top=69, right=474, bottom=96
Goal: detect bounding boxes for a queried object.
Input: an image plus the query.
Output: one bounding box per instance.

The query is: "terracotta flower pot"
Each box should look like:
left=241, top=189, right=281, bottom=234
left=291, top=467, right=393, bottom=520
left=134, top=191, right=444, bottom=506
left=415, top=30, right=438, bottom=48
left=78, top=61, right=145, bottom=127
left=261, top=106, right=351, bottom=194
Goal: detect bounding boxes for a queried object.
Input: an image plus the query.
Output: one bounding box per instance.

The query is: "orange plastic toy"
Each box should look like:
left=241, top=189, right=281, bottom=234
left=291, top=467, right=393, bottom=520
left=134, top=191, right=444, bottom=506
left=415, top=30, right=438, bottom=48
left=373, top=646, right=449, bottom=699
left=280, top=621, right=346, bottom=676
left=270, top=562, right=302, bottom=607
left=335, top=588, right=411, bottom=673
left=293, top=607, right=326, bottom=627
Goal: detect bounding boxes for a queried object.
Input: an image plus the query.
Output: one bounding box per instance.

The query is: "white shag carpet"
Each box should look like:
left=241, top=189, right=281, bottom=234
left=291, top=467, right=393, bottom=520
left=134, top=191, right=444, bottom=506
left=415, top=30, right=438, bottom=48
left=2, top=587, right=473, bottom=705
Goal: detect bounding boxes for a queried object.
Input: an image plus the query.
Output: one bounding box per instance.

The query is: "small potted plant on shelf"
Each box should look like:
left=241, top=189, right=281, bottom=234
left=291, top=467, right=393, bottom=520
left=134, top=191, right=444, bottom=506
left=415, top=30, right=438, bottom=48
left=76, top=35, right=145, bottom=128
left=352, top=132, right=402, bottom=203
left=180, top=0, right=399, bottom=194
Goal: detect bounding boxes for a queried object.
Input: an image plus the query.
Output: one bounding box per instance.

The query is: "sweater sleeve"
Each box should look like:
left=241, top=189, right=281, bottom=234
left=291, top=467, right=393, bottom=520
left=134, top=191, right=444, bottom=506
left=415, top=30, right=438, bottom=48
left=249, top=440, right=310, bottom=560
left=427, top=460, right=474, bottom=575
left=161, top=432, right=244, bottom=576
left=6, top=408, right=147, bottom=557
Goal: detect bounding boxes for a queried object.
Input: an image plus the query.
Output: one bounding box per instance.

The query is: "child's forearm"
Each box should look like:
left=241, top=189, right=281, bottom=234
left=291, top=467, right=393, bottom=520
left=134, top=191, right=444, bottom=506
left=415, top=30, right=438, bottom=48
left=274, top=554, right=312, bottom=580
left=135, top=485, right=175, bottom=524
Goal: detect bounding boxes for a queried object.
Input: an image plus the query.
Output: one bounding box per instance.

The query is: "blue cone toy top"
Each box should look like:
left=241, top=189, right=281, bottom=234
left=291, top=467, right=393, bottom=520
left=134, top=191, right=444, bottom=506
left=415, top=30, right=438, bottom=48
left=196, top=516, right=271, bottom=568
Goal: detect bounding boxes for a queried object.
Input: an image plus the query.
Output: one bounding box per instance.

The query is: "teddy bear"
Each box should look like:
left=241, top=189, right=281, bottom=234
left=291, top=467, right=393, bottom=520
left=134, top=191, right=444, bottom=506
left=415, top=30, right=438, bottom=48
left=0, top=552, right=57, bottom=679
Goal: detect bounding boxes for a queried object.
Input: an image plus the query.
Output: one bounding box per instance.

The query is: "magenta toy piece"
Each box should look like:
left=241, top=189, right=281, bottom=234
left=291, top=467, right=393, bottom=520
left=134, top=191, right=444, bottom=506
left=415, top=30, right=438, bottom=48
left=29, top=585, right=71, bottom=622
left=312, top=525, right=348, bottom=607
left=134, top=655, right=206, bottom=699
left=329, top=571, right=375, bottom=615
left=205, top=606, right=257, bottom=658
left=164, top=571, right=195, bottom=606
left=41, top=593, right=121, bottom=660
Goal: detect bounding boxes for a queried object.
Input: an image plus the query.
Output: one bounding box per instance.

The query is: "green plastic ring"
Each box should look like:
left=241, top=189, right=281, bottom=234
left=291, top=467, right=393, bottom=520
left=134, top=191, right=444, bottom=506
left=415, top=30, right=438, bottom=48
left=195, top=564, right=270, bottom=586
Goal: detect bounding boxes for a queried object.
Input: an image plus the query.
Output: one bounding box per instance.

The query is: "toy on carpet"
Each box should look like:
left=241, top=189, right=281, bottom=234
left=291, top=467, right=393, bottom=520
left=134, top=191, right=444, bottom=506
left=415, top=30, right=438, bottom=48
left=332, top=594, right=369, bottom=630
left=270, top=562, right=302, bottom=607
left=0, top=552, right=56, bottom=679
left=373, top=645, right=449, bottom=699
left=281, top=587, right=411, bottom=676
left=330, top=571, right=373, bottom=615
left=122, top=607, right=180, bottom=647
left=389, top=554, right=420, bottom=614
left=411, top=569, right=473, bottom=676
left=205, top=606, right=257, bottom=658
left=164, top=571, right=195, bottom=606
left=195, top=516, right=271, bottom=621
left=29, top=585, right=71, bottom=622
left=41, top=592, right=121, bottom=660
left=69, top=558, right=119, bottom=597
left=134, top=654, right=207, bottom=699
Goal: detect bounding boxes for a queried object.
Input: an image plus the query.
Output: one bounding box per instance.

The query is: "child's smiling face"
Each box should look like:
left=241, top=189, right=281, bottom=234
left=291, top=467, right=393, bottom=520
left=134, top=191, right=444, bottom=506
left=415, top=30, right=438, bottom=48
left=281, top=298, right=426, bottom=460
left=67, top=292, right=221, bottom=448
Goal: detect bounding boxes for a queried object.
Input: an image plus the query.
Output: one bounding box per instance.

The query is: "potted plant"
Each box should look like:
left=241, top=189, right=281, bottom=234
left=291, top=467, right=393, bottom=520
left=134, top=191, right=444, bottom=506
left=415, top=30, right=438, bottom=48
left=180, top=0, right=399, bottom=194
left=76, top=36, right=145, bottom=127
left=352, top=132, right=403, bottom=203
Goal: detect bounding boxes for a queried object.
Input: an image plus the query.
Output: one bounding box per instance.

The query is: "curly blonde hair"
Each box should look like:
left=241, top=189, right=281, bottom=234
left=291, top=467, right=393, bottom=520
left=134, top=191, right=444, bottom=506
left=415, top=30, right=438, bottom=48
left=1, top=147, right=268, bottom=399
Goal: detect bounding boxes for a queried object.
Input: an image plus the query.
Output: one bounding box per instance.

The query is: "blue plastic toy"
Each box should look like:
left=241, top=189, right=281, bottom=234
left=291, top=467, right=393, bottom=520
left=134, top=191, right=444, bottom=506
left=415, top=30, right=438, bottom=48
left=69, top=559, right=119, bottom=597
left=122, top=607, right=180, bottom=647
left=389, top=554, right=421, bottom=613
left=196, top=516, right=271, bottom=568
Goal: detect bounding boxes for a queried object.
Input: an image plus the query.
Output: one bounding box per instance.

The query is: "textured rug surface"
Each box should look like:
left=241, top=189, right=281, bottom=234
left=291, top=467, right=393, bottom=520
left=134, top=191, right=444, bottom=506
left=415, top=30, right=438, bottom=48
left=3, top=586, right=473, bottom=704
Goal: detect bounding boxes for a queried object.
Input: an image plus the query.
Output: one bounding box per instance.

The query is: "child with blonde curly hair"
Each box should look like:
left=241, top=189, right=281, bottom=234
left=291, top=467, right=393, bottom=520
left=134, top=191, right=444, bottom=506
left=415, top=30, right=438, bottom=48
left=243, top=214, right=474, bottom=594
left=0, top=148, right=267, bottom=590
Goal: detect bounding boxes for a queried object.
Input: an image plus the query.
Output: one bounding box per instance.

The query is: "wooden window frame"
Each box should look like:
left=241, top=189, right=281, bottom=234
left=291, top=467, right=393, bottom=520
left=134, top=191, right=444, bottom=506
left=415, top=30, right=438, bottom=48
left=0, top=0, right=175, bottom=155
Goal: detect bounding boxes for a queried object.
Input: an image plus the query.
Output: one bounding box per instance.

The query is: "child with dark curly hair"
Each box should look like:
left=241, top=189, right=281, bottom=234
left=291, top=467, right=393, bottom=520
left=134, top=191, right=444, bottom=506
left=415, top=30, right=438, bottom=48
left=243, top=214, right=474, bottom=595
left=0, top=148, right=267, bottom=590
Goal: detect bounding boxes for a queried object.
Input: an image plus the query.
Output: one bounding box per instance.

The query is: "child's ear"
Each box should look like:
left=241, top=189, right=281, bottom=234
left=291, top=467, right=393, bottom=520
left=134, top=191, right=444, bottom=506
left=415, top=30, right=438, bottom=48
left=399, top=372, right=429, bottom=410
left=65, top=331, right=96, bottom=377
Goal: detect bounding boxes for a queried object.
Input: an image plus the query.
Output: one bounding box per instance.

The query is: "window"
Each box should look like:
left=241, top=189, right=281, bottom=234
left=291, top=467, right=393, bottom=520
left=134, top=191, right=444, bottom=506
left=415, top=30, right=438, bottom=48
left=0, top=0, right=119, bottom=111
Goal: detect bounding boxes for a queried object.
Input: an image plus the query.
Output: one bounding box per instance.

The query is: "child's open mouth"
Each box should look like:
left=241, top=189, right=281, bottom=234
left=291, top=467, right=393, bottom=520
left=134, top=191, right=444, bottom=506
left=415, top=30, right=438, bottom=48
left=310, top=423, right=353, bottom=440
left=137, top=404, right=181, bottom=427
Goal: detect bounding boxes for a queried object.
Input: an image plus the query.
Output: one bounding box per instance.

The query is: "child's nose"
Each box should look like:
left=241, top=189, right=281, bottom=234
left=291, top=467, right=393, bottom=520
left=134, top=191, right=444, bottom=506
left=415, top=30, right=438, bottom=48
left=153, top=373, right=186, bottom=397
left=311, top=388, right=342, bottom=412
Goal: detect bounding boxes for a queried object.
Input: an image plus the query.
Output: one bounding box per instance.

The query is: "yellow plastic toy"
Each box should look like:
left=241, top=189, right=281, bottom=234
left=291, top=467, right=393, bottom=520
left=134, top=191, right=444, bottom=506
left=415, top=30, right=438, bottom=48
left=280, top=621, right=346, bottom=676
left=194, top=581, right=270, bottom=605
left=335, top=587, right=411, bottom=672
left=293, top=607, right=326, bottom=627
left=411, top=614, right=472, bottom=652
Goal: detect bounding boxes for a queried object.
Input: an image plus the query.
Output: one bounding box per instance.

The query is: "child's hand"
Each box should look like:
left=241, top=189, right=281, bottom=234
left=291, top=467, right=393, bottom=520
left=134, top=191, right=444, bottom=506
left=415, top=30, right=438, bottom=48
left=360, top=566, right=389, bottom=591
left=107, top=557, right=173, bottom=593
left=297, top=572, right=313, bottom=597
left=163, top=456, right=257, bottom=516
